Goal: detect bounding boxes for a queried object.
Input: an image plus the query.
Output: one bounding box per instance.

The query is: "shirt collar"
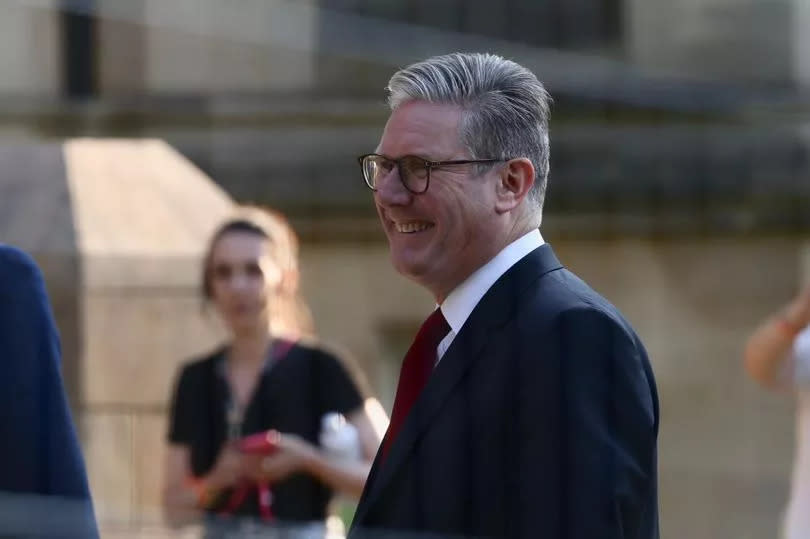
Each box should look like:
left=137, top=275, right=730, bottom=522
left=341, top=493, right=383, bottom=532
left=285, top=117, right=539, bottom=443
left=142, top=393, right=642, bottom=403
left=440, top=229, right=544, bottom=335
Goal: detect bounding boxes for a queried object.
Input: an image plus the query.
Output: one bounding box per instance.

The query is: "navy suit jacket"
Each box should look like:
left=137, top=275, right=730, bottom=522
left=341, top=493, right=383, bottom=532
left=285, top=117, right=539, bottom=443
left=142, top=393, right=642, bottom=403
left=0, top=245, right=97, bottom=537
left=350, top=244, right=659, bottom=539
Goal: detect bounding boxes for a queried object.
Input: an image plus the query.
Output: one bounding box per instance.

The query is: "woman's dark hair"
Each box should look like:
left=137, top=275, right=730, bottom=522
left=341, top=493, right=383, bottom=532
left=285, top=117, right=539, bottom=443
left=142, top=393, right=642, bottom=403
left=201, top=206, right=314, bottom=337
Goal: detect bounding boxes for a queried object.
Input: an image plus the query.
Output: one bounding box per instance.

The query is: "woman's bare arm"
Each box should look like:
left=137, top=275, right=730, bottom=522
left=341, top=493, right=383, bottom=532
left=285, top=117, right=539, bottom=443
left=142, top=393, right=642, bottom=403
left=744, top=287, right=810, bottom=389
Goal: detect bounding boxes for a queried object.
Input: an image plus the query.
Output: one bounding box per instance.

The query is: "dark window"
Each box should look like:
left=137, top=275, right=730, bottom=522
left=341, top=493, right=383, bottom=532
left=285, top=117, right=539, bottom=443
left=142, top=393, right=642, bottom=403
left=61, top=0, right=97, bottom=99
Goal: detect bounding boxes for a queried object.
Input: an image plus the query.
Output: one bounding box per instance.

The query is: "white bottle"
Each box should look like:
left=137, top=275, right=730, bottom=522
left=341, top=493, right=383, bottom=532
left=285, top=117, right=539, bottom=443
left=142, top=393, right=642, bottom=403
left=319, top=413, right=362, bottom=538
left=319, top=412, right=362, bottom=462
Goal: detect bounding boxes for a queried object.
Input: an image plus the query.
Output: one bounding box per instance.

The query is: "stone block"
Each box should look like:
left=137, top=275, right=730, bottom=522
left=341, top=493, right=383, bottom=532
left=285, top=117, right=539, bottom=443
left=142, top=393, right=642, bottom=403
left=64, top=139, right=234, bottom=289
left=132, top=413, right=168, bottom=527
left=82, top=292, right=226, bottom=407
left=82, top=412, right=133, bottom=528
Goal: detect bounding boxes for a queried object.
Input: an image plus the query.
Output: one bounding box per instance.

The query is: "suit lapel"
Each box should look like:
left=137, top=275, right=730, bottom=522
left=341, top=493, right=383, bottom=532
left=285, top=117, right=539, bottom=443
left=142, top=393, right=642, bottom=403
left=352, top=245, right=563, bottom=528
left=357, top=306, right=493, bottom=517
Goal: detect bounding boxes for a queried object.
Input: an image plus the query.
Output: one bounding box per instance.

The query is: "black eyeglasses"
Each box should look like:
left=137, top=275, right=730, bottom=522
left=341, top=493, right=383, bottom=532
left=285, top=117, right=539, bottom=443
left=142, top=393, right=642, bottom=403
left=357, top=153, right=505, bottom=194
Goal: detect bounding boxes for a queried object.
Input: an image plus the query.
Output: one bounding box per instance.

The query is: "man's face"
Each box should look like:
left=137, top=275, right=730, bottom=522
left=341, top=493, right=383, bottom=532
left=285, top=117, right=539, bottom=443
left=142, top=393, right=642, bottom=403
left=374, top=101, right=503, bottom=302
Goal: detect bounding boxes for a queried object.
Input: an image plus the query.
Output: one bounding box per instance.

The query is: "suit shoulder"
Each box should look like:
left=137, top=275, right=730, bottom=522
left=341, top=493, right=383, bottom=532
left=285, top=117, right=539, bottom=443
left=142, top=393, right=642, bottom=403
left=0, top=244, right=43, bottom=286
left=525, top=267, right=637, bottom=334
left=0, top=246, right=51, bottom=328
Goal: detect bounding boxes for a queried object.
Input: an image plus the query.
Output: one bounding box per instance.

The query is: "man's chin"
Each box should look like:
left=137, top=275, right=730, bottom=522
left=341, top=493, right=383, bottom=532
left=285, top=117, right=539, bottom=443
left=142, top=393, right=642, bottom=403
left=391, top=255, right=431, bottom=283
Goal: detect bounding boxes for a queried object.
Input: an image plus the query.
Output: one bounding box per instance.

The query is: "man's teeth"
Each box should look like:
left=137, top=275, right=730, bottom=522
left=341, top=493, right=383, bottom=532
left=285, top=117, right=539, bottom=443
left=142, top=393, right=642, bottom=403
left=396, top=222, right=432, bottom=233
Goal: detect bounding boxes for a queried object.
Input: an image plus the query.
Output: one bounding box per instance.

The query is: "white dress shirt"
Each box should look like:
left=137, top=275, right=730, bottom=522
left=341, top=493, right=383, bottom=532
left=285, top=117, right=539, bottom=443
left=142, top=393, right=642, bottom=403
left=436, top=229, right=545, bottom=363
left=784, top=326, right=810, bottom=539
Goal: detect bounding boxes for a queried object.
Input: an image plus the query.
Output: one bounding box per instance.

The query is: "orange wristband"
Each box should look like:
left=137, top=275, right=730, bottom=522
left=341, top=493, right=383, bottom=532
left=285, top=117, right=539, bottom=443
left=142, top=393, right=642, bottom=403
left=185, top=477, right=216, bottom=509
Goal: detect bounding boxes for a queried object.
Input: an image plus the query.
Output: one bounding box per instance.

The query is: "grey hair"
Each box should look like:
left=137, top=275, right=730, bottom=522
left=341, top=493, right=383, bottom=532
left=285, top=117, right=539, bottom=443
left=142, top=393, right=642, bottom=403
left=387, top=52, right=552, bottom=221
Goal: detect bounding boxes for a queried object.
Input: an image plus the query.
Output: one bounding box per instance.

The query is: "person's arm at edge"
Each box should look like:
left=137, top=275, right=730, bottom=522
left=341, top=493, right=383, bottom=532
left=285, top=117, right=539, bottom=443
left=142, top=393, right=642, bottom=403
left=0, top=245, right=98, bottom=537
left=744, top=287, right=810, bottom=390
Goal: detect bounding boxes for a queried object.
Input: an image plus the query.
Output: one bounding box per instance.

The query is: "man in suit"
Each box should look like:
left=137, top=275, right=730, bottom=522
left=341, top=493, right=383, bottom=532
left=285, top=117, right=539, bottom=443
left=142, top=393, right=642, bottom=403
left=350, top=53, right=659, bottom=539
left=0, top=244, right=98, bottom=537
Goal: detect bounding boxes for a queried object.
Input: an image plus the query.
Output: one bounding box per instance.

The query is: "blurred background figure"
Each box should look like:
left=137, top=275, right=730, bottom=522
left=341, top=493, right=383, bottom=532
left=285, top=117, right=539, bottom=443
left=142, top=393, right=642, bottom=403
left=0, top=244, right=97, bottom=538
left=162, top=206, right=387, bottom=538
left=744, top=287, right=810, bottom=539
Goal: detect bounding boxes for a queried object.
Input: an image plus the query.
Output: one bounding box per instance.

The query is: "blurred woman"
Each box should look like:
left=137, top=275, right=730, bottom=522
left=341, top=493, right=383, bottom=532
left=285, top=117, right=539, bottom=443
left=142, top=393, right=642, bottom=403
left=744, top=286, right=810, bottom=539
left=162, top=206, right=386, bottom=537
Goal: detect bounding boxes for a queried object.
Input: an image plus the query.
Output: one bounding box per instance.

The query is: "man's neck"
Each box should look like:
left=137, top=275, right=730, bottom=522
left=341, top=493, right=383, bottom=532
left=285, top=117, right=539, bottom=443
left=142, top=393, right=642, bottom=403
left=430, top=224, right=538, bottom=304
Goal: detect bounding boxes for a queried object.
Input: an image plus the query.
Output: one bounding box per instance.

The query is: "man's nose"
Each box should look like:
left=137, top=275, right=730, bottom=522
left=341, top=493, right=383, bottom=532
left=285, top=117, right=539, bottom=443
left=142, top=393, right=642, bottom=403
left=374, top=167, right=411, bottom=207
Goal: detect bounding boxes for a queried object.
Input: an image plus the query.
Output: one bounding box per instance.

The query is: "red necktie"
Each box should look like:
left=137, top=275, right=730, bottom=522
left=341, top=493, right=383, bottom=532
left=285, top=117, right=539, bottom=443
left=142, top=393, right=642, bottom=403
left=381, top=308, right=451, bottom=459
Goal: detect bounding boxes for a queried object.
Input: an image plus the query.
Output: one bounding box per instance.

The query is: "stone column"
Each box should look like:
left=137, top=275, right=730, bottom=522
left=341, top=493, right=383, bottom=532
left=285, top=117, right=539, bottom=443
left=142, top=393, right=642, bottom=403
left=794, top=0, right=810, bottom=88
left=0, top=0, right=60, bottom=97
left=63, top=139, right=233, bottom=528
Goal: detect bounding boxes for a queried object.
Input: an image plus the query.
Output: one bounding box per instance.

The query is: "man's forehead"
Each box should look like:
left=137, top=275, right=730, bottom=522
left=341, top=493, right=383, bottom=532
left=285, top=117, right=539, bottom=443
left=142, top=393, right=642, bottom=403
left=377, top=103, right=464, bottom=156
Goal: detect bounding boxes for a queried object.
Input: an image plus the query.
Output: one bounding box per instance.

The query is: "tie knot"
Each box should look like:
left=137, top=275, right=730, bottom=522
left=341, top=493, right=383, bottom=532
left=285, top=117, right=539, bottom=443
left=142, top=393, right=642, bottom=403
left=420, top=308, right=451, bottom=347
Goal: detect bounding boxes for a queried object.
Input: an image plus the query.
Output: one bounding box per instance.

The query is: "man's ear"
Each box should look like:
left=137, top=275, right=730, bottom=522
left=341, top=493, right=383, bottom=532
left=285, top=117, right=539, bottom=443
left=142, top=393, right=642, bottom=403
left=494, top=158, right=535, bottom=214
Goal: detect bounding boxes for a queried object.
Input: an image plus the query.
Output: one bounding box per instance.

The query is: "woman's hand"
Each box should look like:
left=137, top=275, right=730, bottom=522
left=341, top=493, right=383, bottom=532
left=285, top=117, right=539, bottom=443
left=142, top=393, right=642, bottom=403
left=241, top=432, right=318, bottom=483
left=784, top=287, right=810, bottom=330
left=744, top=286, right=810, bottom=389
left=205, top=444, right=244, bottom=490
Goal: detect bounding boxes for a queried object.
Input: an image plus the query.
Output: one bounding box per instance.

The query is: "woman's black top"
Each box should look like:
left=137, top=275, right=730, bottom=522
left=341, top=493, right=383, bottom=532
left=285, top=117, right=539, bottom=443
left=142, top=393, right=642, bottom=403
left=167, top=339, right=366, bottom=521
